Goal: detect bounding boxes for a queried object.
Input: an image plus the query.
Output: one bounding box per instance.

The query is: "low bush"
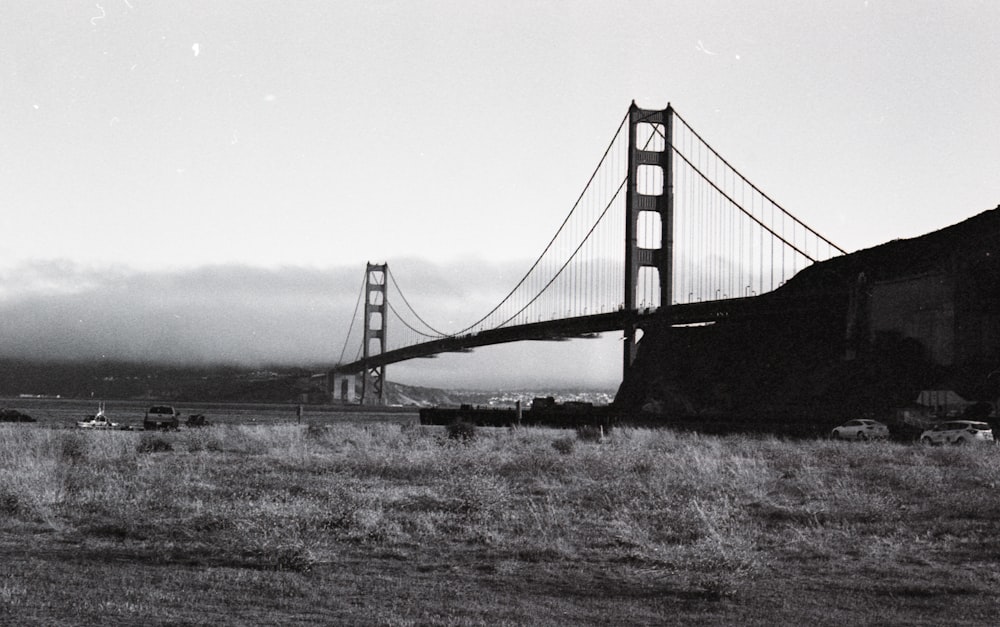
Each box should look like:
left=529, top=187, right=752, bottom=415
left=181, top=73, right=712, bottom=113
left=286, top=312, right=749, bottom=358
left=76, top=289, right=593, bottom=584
left=0, top=488, right=20, bottom=516
left=446, top=421, right=476, bottom=441
left=60, top=434, right=87, bottom=464
left=305, top=422, right=330, bottom=441
left=551, top=436, right=575, bottom=455
left=136, top=435, right=173, bottom=454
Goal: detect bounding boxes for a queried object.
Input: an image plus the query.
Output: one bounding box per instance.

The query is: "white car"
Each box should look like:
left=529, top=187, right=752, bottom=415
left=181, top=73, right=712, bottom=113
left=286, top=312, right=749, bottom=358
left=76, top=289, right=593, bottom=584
left=830, top=419, right=889, bottom=441
left=920, top=421, right=994, bottom=446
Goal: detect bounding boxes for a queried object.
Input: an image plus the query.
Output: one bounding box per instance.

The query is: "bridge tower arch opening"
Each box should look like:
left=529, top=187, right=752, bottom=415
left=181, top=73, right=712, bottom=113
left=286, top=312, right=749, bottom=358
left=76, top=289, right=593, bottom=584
left=624, top=102, right=673, bottom=372
left=362, top=262, right=388, bottom=405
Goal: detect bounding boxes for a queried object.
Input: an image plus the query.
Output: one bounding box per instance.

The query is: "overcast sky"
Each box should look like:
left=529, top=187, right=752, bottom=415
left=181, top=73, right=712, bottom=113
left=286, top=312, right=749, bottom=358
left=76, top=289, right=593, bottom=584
left=2, top=1, right=998, bottom=389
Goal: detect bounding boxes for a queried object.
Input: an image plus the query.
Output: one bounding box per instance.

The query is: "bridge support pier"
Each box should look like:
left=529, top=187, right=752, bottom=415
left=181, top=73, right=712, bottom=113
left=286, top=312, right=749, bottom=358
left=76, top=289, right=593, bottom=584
left=624, top=102, right=673, bottom=373
left=331, top=373, right=357, bottom=403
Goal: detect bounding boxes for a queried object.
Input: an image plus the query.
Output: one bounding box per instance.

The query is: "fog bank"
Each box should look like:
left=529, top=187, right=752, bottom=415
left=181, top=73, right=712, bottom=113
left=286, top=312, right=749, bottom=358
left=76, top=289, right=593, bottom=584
left=0, top=260, right=622, bottom=389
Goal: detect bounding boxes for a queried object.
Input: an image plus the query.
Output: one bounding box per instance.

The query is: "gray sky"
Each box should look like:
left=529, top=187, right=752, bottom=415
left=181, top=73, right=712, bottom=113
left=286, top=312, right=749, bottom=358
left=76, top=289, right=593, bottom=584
left=2, top=1, right=998, bottom=389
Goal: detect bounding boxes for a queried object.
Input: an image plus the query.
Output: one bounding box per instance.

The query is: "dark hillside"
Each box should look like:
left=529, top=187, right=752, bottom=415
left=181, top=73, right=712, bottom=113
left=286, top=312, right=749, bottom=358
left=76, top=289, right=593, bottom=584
left=0, top=360, right=319, bottom=402
left=615, top=205, right=1000, bottom=432
left=780, top=206, right=1000, bottom=291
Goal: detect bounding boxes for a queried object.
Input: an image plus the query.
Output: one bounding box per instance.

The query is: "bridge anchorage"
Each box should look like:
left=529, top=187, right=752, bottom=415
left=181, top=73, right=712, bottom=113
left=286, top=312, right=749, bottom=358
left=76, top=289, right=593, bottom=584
left=331, top=102, right=845, bottom=405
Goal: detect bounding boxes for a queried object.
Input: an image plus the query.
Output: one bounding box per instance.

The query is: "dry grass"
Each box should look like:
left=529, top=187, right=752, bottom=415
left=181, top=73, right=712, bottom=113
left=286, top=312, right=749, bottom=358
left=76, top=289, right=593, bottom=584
left=2, top=422, right=1000, bottom=625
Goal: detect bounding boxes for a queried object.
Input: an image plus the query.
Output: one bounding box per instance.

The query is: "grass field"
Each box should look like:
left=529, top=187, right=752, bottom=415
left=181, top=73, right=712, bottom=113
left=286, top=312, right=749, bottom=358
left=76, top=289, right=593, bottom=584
left=2, top=418, right=1000, bottom=625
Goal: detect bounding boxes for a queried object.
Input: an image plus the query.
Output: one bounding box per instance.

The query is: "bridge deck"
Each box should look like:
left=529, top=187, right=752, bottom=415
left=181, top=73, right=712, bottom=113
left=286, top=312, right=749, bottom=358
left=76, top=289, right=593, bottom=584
left=331, top=293, right=832, bottom=374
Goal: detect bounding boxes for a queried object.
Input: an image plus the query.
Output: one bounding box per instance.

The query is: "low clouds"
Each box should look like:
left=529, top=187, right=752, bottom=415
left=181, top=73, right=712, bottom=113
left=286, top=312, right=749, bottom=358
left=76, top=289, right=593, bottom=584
left=0, top=259, right=620, bottom=389
left=0, top=262, right=356, bottom=366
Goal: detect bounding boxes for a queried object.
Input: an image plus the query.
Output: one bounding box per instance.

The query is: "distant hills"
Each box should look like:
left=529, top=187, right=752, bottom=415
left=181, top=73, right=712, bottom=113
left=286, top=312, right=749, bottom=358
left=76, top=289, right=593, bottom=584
left=0, top=359, right=319, bottom=403
left=0, top=359, right=615, bottom=407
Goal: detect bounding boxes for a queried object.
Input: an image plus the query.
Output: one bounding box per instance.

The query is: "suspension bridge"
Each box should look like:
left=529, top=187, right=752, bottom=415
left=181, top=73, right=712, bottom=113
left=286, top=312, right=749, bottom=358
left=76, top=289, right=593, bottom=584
left=332, top=102, right=846, bottom=404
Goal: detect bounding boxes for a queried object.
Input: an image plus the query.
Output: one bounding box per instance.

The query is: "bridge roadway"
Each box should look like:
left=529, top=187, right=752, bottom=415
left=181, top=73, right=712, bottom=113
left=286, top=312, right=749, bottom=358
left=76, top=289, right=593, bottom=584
left=331, top=290, right=838, bottom=374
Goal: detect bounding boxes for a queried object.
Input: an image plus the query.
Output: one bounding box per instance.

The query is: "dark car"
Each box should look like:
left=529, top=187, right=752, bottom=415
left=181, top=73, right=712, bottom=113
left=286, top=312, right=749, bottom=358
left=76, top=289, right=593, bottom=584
left=143, top=405, right=180, bottom=430
left=0, top=408, right=35, bottom=423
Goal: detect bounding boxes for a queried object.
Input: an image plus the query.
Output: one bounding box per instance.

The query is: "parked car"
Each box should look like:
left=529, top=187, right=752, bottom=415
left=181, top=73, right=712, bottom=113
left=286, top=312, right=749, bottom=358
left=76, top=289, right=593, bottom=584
left=919, top=420, right=995, bottom=446
left=143, top=405, right=180, bottom=430
left=0, top=408, right=35, bottom=423
left=830, top=419, right=889, bottom=441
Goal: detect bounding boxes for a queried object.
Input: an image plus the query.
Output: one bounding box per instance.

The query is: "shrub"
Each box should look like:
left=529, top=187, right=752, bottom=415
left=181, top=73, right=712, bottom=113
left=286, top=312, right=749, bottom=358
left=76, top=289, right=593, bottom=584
left=305, top=422, right=330, bottom=440
left=136, top=435, right=174, bottom=454
left=60, top=434, right=87, bottom=465
left=446, top=421, right=477, bottom=442
left=0, top=489, right=20, bottom=516
left=552, top=436, right=576, bottom=455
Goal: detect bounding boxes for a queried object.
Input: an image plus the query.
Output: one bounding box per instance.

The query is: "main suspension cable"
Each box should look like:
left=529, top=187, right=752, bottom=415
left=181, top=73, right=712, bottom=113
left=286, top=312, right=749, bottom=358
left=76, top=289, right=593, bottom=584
left=446, top=108, right=631, bottom=336
left=386, top=267, right=449, bottom=337
left=495, top=177, right=627, bottom=328
left=337, top=271, right=367, bottom=365
left=666, top=109, right=846, bottom=255
left=386, top=300, right=444, bottom=339
left=671, top=146, right=816, bottom=262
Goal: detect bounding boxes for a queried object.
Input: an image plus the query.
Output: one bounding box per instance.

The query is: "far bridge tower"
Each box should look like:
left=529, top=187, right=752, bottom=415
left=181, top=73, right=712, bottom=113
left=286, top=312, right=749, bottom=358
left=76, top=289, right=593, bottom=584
left=362, top=262, right=388, bottom=405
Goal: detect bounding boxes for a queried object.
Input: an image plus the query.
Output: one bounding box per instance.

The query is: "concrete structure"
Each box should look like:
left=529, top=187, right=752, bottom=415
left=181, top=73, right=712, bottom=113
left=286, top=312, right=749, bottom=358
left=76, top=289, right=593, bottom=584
left=330, top=373, right=356, bottom=403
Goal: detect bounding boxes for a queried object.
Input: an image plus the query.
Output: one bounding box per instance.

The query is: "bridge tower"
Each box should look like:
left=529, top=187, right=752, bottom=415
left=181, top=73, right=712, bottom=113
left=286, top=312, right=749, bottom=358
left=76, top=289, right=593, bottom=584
left=361, top=262, right=388, bottom=405
left=624, top=102, right=673, bottom=372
